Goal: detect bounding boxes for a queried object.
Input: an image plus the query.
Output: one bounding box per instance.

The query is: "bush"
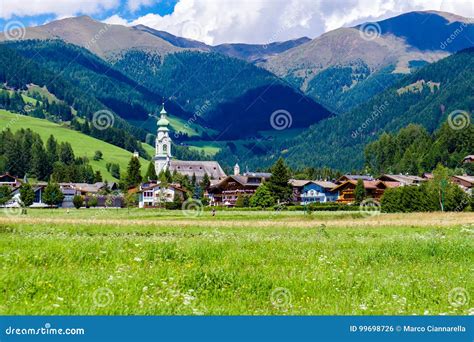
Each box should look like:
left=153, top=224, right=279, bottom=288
left=93, top=150, right=103, bottom=161
left=72, top=195, right=83, bottom=209
left=89, top=196, right=98, bottom=207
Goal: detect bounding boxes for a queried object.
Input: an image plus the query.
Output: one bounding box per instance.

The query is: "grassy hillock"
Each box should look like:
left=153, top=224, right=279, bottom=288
left=0, top=110, right=150, bottom=181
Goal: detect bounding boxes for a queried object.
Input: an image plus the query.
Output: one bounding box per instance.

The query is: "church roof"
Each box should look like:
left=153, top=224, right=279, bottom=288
left=170, top=160, right=226, bottom=180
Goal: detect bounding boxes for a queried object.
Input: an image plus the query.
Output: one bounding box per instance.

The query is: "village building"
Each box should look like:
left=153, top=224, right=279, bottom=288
left=3, top=177, right=121, bottom=208
left=451, top=175, right=474, bottom=193
left=335, top=174, right=374, bottom=184
left=289, top=179, right=338, bottom=205
left=152, top=104, right=226, bottom=182
left=462, top=155, right=474, bottom=164
left=208, top=165, right=271, bottom=206
left=138, top=181, right=186, bottom=208
left=0, top=173, right=22, bottom=188
left=378, top=174, right=425, bottom=186
left=332, top=180, right=391, bottom=204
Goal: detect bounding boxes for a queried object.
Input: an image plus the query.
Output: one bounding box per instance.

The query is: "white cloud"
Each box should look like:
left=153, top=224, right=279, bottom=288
left=0, top=0, right=120, bottom=19
left=103, top=14, right=129, bottom=25
left=123, top=0, right=474, bottom=45
left=127, top=0, right=157, bottom=13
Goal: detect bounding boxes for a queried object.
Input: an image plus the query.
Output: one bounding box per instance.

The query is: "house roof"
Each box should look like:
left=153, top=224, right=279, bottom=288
left=289, top=179, right=337, bottom=189
left=243, top=172, right=272, bottom=179
left=0, top=173, right=21, bottom=183
left=140, top=182, right=186, bottom=192
left=289, top=179, right=312, bottom=187
left=380, top=174, right=425, bottom=184
left=452, top=175, right=474, bottom=184
left=331, top=180, right=384, bottom=192
left=313, top=181, right=338, bottom=189
left=336, top=174, right=374, bottom=183
left=170, top=160, right=226, bottom=180
left=210, top=174, right=266, bottom=190
left=382, top=181, right=401, bottom=188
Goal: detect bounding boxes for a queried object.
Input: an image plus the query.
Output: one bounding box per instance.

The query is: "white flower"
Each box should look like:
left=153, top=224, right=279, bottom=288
left=134, top=257, right=142, bottom=262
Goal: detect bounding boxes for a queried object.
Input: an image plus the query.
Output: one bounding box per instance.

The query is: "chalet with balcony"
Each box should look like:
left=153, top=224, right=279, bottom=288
left=289, top=179, right=338, bottom=204
left=208, top=172, right=271, bottom=206
left=332, top=180, right=389, bottom=204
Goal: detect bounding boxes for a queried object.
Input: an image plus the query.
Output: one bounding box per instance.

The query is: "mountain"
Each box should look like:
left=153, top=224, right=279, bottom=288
left=212, top=38, right=311, bottom=63
left=1, top=16, right=331, bottom=141
left=363, top=11, right=474, bottom=52
left=0, top=15, right=182, bottom=59
left=229, top=47, right=474, bottom=171
left=261, top=11, right=473, bottom=114
left=134, top=24, right=311, bottom=62
left=111, top=49, right=332, bottom=139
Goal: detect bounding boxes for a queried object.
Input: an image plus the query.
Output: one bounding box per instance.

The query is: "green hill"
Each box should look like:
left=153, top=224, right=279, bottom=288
left=0, top=110, right=151, bottom=181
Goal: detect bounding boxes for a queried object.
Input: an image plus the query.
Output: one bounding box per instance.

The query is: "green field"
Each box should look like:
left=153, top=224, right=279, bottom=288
left=0, top=209, right=472, bottom=315
left=0, top=110, right=151, bottom=181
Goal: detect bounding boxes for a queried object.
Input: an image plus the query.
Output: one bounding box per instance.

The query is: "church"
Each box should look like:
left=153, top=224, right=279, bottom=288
left=153, top=105, right=227, bottom=182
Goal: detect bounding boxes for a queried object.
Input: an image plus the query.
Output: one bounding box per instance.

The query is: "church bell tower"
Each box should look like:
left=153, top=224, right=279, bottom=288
left=154, top=104, right=172, bottom=175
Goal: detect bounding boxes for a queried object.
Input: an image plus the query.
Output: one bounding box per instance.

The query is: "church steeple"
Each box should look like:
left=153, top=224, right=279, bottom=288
left=154, top=103, right=172, bottom=175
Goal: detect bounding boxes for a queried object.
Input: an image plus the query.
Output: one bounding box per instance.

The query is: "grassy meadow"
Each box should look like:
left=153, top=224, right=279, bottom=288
left=0, top=209, right=472, bottom=315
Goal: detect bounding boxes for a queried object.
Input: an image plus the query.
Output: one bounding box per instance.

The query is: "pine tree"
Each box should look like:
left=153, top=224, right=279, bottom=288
left=46, top=135, right=58, bottom=164
left=43, top=181, right=64, bottom=207
left=93, top=170, right=103, bottom=183
left=30, top=140, right=50, bottom=180
left=354, top=179, right=366, bottom=204
left=191, top=173, right=197, bottom=187
left=266, top=157, right=292, bottom=202
left=19, top=183, right=35, bottom=207
left=200, top=173, right=211, bottom=189
left=58, top=142, right=75, bottom=165
left=145, top=162, right=157, bottom=181
left=124, top=155, right=142, bottom=188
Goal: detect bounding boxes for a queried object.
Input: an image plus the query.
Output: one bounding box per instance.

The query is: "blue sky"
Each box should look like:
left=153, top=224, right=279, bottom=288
left=1, top=0, right=473, bottom=45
